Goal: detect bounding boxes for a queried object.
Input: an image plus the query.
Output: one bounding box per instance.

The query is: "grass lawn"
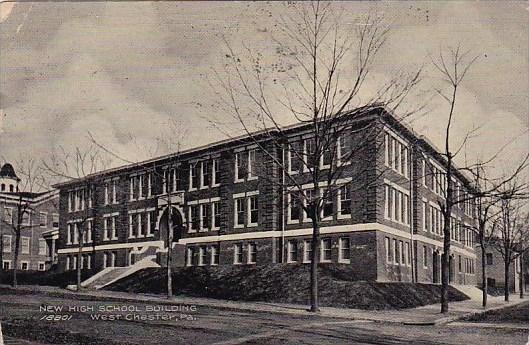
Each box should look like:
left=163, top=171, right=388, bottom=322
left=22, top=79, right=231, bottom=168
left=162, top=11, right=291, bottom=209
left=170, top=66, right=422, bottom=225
left=106, top=264, right=469, bottom=310
left=464, top=301, right=529, bottom=324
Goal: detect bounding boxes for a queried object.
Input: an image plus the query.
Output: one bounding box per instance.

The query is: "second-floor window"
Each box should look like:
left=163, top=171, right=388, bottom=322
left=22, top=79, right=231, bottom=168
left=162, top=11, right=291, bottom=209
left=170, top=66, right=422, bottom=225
left=235, top=198, right=245, bottom=227
left=3, top=235, right=12, bottom=253
left=338, top=185, right=351, bottom=217
left=39, top=212, right=47, bottom=227
left=21, top=237, right=30, bottom=254
left=104, top=215, right=117, bottom=240
left=248, top=196, right=258, bottom=226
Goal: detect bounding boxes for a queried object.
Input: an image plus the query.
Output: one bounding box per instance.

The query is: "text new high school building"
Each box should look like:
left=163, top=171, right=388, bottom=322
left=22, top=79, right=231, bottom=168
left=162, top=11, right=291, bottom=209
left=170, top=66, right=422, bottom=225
left=55, top=107, right=477, bottom=285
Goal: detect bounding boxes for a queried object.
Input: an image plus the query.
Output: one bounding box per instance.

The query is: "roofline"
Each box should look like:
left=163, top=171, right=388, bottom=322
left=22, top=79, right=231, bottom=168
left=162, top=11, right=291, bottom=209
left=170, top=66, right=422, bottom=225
left=52, top=105, right=475, bottom=190
left=0, top=189, right=59, bottom=205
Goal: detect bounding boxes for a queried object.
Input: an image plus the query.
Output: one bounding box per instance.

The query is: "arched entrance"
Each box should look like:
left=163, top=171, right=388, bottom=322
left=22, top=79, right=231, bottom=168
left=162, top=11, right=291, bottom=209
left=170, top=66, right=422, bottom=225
left=158, top=207, right=185, bottom=246
left=433, top=251, right=440, bottom=284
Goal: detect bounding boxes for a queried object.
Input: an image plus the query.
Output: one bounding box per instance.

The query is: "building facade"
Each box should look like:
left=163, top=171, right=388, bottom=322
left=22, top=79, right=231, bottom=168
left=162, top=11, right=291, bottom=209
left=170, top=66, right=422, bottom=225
left=475, top=243, right=524, bottom=293
left=0, top=163, right=60, bottom=271
left=55, top=108, right=478, bottom=285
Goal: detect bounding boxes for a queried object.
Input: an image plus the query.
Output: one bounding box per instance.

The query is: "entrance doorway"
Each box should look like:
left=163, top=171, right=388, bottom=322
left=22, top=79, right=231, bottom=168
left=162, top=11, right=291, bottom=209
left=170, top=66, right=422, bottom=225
left=158, top=207, right=184, bottom=245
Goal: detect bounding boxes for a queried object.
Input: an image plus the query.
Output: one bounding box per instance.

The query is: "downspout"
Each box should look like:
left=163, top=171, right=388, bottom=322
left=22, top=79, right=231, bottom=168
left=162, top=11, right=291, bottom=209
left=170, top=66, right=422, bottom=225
left=281, top=144, right=286, bottom=263
left=409, top=144, right=416, bottom=283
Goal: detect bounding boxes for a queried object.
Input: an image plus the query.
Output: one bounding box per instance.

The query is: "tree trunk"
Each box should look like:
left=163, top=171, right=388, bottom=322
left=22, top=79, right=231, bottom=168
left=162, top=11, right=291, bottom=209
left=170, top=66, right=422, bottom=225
left=310, top=215, right=320, bottom=312
left=504, top=260, right=510, bottom=302
left=12, top=230, right=20, bottom=288
left=77, top=235, right=83, bottom=291
left=519, top=254, right=524, bottom=299
left=480, top=240, right=487, bottom=307
left=166, top=200, right=173, bottom=298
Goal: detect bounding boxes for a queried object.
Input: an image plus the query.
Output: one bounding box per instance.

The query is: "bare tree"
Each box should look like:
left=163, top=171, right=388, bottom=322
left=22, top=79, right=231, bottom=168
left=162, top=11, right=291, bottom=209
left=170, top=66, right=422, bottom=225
left=87, top=118, right=188, bottom=298
left=430, top=44, right=529, bottom=312
left=42, top=144, right=110, bottom=291
left=207, top=2, right=422, bottom=312
left=0, top=158, right=48, bottom=287
left=496, top=187, right=529, bottom=301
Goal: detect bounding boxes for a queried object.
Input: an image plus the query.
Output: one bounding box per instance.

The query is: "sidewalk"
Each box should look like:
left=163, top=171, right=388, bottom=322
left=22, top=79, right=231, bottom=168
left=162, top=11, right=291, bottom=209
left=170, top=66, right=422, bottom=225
left=1, top=284, right=527, bottom=326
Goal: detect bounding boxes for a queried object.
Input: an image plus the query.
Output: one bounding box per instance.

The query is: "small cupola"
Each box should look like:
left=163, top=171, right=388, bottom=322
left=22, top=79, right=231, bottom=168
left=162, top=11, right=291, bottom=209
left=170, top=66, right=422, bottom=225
left=0, top=163, right=20, bottom=193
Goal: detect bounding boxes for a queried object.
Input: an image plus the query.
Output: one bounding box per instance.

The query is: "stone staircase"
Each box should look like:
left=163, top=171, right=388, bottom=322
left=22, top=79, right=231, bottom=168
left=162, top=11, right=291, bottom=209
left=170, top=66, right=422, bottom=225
left=75, top=255, right=160, bottom=290
left=452, top=284, right=489, bottom=302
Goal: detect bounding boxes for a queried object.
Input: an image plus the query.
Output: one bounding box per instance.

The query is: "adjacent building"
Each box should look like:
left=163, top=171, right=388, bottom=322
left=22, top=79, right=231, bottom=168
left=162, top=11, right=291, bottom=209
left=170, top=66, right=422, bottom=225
left=55, top=107, right=478, bottom=285
left=0, top=163, right=60, bottom=271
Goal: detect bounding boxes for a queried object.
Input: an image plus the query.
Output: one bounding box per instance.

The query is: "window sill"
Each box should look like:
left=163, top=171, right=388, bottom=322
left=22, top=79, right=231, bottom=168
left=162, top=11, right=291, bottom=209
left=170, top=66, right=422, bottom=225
left=337, top=213, right=351, bottom=220
left=211, top=183, right=221, bottom=188
left=287, top=219, right=300, bottom=225
left=247, top=223, right=258, bottom=228
left=247, top=176, right=258, bottom=181
left=338, top=259, right=350, bottom=264
left=234, top=224, right=244, bottom=229
left=320, top=260, right=332, bottom=263
left=234, top=179, right=245, bottom=184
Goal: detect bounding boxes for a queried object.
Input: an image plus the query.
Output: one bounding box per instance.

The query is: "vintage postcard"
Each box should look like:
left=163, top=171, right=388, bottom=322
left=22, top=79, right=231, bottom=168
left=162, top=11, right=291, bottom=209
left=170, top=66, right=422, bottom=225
left=0, top=1, right=528, bottom=344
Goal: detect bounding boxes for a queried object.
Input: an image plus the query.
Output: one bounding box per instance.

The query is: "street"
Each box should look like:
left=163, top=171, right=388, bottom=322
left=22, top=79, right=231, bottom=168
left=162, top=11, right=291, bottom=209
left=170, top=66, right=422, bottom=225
left=0, top=288, right=527, bottom=345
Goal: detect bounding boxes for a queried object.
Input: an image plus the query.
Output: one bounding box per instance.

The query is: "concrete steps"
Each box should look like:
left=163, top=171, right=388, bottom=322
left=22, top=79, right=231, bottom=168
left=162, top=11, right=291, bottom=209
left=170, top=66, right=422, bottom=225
left=452, top=284, right=489, bottom=302
left=75, top=255, right=160, bottom=290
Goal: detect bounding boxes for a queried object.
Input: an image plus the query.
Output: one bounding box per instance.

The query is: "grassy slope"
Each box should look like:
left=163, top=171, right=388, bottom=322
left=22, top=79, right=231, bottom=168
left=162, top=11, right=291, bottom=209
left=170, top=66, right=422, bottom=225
left=106, top=264, right=469, bottom=310
left=464, top=301, right=529, bottom=323
left=0, top=269, right=92, bottom=288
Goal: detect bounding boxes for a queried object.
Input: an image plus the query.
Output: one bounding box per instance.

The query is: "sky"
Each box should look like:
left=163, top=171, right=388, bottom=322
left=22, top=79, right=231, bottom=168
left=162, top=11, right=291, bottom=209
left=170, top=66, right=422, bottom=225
left=0, top=1, right=527, bottom=181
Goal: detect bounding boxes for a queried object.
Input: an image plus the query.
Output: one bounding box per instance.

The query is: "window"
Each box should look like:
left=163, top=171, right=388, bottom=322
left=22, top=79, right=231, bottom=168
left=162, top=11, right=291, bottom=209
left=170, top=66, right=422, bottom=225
left=404, top=242, right=410, bottom=266
left=136, top=213, right=144, bottom=237
left=39, top=212, right=47, bottom=227
left=3, top=235, right=12, bottom=253
left=235, top=152, right=247, bottom=181
left=201, top=161, right=210, bottom=188
left=339, top=237, right=350, bottom=263
left=21, top=237, right=30, bottom=254
left=21, top=261, right=29, bottom=270
left=190, top=163, right=199, bottom=190
left=248, top=149, right=257, bottom=179
left=3, top=261, right=11, bottom=270
left=338, top=134, right=349, bottom=164
left=248, top=196, right=259, bottom=226
left=211, top=245, right=219, bottom=265
left=104, top=180, right=117, bottom=204
left=384, top=183, right=410, bottom=225
left=458, top=255, right=462, bottom=273
left=399, top=241, right=405, bottom=265
left=486, top=253, right=493, bottom=265
left=423, top=246, right=428, bottom=268
left=394, top=239, right=399, bottom=264
left=321, top=238, right=332, bottom=262
left=212, top=159, right=221, bottom=186
left=322, top=189, right=334, bottom=220
left=248, top=243, right=257, bottom=264
left=422, top=201, right=428, bottom=232
left=21, top=212, right=30, bottom=226
left=287, top=240, right=298, bottom=263
left=38, top=239, right=47, bottom=255
left=201, top=204, right=210, bottom=231
left=303, top=189, right=315, bottom=222
left=288, top=143, right=301, bottom=174
left=186, top=247, right=195, bottom=266
left=235, top=198, right=245, bottom=227
left=102, top=253, right=107, bottom=269
left=129, top=215, right=135, bottom=238
left=198, top=246, right=207, bottom=266
left=422, top=159, right=427, bottom=187
left=52, top=214, right=59, bottom=229
left=288, top=192, right=300, bottom=222
left=212, top=202, right=221, bottom=230
left=190, top=206, right=200, bottom=231
left=385, top=237, right=392, bottom=263
left=234, top=243, right=243, bottom=264
left=3, top=207, right=13, bottom=224
left=129, top=175, right=139, bottom=201
left=304, top=137, right=316, bottom=169
left=338, top=185, right=351, bottom=217
left=303, top=240, right=312, bottom=263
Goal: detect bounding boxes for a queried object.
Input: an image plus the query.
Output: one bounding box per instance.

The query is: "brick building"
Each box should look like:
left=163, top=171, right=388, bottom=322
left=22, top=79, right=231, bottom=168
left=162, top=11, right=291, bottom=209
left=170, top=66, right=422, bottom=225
left=475, top=241, right=524, bottom=293
left=0, top=163, right=60, bottom=271
left=55, top=107, right=477, bottom=285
